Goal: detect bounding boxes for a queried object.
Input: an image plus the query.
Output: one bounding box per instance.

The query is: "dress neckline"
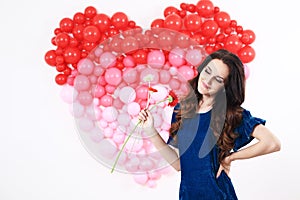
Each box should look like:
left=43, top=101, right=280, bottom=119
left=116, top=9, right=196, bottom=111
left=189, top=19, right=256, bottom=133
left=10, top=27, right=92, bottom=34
left=196, top=109, right=212, bottom=115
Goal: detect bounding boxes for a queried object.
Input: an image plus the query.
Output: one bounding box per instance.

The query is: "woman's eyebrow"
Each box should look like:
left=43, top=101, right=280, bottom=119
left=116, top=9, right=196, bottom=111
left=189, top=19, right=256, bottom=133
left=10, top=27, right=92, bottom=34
left=208, top=65, right=225, bottom=80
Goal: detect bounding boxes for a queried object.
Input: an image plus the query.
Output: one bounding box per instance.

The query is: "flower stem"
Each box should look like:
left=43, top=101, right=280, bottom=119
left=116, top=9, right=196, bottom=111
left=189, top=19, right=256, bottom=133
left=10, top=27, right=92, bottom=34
left=111, top=119, right=142, bottom=173
left=110, top=98, right=168, bottom=173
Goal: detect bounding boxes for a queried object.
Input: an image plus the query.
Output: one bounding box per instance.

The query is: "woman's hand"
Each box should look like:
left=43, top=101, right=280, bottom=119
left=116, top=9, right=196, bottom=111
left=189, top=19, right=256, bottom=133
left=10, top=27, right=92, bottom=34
left=138, top=109, right=156, bottom=136
left=216, top=155, right=232, bottom=178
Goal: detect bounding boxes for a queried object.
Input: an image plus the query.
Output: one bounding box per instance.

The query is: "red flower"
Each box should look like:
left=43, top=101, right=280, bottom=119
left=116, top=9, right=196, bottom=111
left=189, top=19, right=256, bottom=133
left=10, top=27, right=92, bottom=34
left=167, top=90, right=178, bottom=107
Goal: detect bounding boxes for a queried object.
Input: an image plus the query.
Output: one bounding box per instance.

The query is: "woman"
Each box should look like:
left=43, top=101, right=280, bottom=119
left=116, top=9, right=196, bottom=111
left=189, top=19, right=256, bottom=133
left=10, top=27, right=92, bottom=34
left=138, top=49, right=281, bottom=199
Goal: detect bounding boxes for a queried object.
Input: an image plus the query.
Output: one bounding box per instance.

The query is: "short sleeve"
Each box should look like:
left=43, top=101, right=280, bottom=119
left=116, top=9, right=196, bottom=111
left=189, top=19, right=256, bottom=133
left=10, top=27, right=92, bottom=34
left=233, top=108, right=266, bottom=152
left=166, top=103, right=180, bottom=148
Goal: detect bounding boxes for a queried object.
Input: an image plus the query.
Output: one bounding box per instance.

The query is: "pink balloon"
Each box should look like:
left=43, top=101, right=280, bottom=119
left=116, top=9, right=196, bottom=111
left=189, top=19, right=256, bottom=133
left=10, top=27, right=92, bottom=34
left=102, top=106, right=118, bottom=122
left=136, top=85, right=148, bottom=100
left=77, top=91, right=93, bottom=106
left=133, top=174, right=149, bottom=185
left=70, top=102, right=85, bottom=118
left=78, top=117, right=94, bottom=132
left=60, top=84, right=78, bottom=104
left=99, top=119, right=108, bottom=128
left=100, top=94, right=113, bottom=107
left=148, top=171, right=162, bottom=180
left=185, top=49, right=203, bottom=66
left=127, top=102, right=141, bottom=116
left=112, top=130, right=125, bottom=144
left=94, top=85, right=105, bottom=98
left=77, top=58, right=95, bottom=75
left=139, top=158, right=155, bottom=171
left=140, top=68, right=159, bottom=84
left=99, top=52, right=116, bottom=68
left=169, top=78, right=181, bottom=90
left=119, top=86, right=136, bottom=103
left=123, top=68, right=138, bottom=84
left=89, top=74, right=97, bottom=84
left=159, top=70, right=171, bottom=84
left=104, top=127, right=114, bottom=138
left=168, top=48, right=186, bottom=66
left=98, top=139, right=117, bottom=159
left=125, top=156, right=140, bottom=172
left=105, top=84, right=116, bottom=94
left=147, top=50, right=165, bottom=69
left=178, top=65, right=195, bottom=81
left=146, top=179, right=157, bottom=188
left=117, top=113, right=131, bottom=126
left=93, top=66, right=104, bottom=76
left=104, top=67, right=122, bottom=86
left=74, top=75, right=90, bottom=91
left=123, top=55, right=135, bottom=68
left=113, top=98, right=124, bottom=109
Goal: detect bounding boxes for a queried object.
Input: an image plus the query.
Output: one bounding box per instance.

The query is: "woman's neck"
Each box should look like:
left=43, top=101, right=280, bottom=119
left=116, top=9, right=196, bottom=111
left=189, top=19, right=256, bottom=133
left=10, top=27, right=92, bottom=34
left=198, top=95, right=214, bottom=113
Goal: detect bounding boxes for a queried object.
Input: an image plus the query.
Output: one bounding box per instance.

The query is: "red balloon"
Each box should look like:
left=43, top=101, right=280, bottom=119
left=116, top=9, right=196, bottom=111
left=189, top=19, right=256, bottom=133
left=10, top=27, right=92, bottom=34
left=150, top=19, right=164, bottom=35
left=163, top=6, right=178, bottom=17
left=84, top=6, right=97, bottom=19
left=59, top=18, right=74, bottom=33
left=55, top=73, right=68, bottom=85
left=45, top=50, right=57, bottom=66
left=196, top=0, right=215, bottom=18
left=200, top=20, right=219, bottom=37
left=192, top=32, right=207, bottom=45
left=224, top=34, right=242, bottom=54
left=121, top=36, right=139, bottom=53
left=93, top=13, right=111, bottom=32
left=55, top=33, right=70, bottom=48
left=83, top=25, right=101, bottom=42
left=72, top=24, right=84, bottom=40
left=214, top=11, right=231, bottom=28
left=63, top=47, right=81, bottom=64
left=151, top=19, right=164, bottom=29
left=164, top=14, right=182, bottom=31
left=238, top=45, right=255, bottom=63
left=73, top=12, right=85, bottom=24
left=111, top=12, right=128, bottom=30
left=241, top=29, right=256, bottom=45
left=133, top=49, right=148, bottom=64
left=110, top=36, right=123, bottom=53
left=184, top=14, right=202, bottom=31
left=157, top=31, right=174, bottom=47
left=82, top=41, right=96, bottom=51
left=175, top=32, right=192, bottom=48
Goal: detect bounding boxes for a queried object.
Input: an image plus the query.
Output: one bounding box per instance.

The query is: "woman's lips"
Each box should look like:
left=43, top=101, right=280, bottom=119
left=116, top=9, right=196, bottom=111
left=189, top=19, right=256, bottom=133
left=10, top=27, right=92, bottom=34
left=201, top=81, right=210, bottom=89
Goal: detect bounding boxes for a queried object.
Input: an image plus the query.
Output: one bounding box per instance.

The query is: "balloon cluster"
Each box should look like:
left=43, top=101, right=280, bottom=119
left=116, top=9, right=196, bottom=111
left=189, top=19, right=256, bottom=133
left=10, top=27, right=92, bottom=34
left=44, top=0, right=255, bottom=187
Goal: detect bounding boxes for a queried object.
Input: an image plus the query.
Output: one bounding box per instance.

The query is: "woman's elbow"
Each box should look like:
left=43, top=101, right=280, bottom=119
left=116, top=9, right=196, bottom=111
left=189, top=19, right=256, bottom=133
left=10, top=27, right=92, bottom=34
left=269, top=137, right=281, bottom=153
left=273, top=139, right=281, bottom=152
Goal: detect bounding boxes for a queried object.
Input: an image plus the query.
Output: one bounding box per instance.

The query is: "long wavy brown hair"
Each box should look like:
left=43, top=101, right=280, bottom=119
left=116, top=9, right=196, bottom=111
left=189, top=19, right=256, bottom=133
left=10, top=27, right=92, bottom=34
left=169, top=49, right=245, bottom=164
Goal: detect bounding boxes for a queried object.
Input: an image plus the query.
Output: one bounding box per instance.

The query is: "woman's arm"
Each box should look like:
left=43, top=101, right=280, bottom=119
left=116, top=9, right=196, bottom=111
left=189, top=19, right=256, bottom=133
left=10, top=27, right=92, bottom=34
left=217, top=124, right=281, bottom=177
left=138, top=109, right=181, bottom=171
left=230, top=124, right=281, bottom=161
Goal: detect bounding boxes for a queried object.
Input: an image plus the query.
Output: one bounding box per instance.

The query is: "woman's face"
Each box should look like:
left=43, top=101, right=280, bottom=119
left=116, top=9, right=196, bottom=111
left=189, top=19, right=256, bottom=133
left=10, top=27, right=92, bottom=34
left=198, top=59, right=229, bottom=96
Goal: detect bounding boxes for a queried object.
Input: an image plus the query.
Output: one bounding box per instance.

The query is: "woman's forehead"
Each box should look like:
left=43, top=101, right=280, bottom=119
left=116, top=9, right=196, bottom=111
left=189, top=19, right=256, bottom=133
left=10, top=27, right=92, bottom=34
left=206, top=59, right=229, bottom=77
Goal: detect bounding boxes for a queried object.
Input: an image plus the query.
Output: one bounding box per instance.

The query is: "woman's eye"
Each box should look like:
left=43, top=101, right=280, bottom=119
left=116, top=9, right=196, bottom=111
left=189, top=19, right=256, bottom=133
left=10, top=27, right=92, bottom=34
left=215, top=77, right=223, bottom=83
left=205, top=69, right=211, bottom=74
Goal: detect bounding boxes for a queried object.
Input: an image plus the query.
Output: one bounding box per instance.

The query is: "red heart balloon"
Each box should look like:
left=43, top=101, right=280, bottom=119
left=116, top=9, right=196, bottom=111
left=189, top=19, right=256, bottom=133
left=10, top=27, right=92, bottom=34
left=45, top=0, right=256, bottom=187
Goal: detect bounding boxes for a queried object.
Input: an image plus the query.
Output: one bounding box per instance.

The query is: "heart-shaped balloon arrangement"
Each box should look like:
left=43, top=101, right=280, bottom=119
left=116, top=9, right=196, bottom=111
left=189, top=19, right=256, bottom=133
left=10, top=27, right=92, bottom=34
left=44, top=0, right=255, bottom=188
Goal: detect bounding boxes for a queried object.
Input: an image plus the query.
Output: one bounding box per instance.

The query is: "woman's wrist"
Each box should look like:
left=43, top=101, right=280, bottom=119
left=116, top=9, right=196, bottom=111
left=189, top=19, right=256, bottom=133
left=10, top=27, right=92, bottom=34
left=144, top=127, right=157, bottom=137
left=229, top=152, right=236, bottom=162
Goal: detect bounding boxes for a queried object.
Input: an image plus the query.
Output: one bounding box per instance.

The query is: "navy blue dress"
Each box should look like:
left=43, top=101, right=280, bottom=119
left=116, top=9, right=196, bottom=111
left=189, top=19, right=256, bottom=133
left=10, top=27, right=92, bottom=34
left=167, top=104, right=266, bottom=200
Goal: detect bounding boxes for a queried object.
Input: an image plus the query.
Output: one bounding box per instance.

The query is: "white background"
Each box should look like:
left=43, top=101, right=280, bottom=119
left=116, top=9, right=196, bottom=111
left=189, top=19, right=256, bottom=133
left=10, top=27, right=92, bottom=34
left=2, top=0, right=300, bottom=199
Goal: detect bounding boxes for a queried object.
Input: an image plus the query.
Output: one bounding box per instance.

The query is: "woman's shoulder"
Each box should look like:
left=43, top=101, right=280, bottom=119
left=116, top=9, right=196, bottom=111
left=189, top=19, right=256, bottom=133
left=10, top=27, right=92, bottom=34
left=233, top=107, right=266, bottom=151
